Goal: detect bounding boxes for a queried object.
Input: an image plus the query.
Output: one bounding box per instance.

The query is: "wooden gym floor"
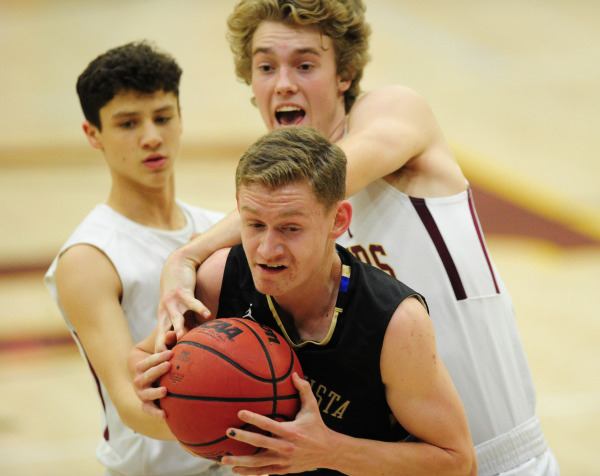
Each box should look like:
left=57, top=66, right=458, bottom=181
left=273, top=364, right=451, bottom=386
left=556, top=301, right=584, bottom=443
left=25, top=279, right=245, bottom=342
left=0, top=1, right=599, bottom=474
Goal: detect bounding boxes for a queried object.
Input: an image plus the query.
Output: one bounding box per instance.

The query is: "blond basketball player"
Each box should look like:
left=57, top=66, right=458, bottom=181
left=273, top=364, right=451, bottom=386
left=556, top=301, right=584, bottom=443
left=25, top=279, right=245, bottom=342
left=155, top=2, right=559, bottom=474
left=132, top=126, right=477, bottom=475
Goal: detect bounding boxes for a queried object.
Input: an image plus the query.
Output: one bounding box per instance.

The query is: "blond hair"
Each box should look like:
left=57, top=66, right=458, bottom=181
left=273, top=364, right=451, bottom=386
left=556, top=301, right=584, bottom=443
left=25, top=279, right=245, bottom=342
left=227, top=0, right=371, bottom=112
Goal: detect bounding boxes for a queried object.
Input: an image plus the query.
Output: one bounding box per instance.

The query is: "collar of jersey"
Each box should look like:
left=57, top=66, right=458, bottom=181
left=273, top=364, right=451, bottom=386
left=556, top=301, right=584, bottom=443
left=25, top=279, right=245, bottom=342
left=266, top=263, right=351, bottom=349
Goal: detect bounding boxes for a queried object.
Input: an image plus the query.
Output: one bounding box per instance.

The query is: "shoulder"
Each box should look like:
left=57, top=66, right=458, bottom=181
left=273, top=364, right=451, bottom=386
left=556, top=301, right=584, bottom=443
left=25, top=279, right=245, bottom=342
left=347, top=85, right=437, bottom=142
left=347, top=85, right=466, bottom=195
left=46, top=206, right=121, bottom=292
left=357, top=84, right=425, bottom=102
left=381, top=296, right=436, bottom=376
left=351, top=85, right=430, bottom=116
left=196, top=247, right=232, bottom=316
left=57, top=243, right=114, bottom=274
left=197, top=248, right=232, bottom=287
left=388, top=295, right=431, bottom=334
left=61, top=205, right=125, bottom=251
left=56, top=206, right=139, bottom=273
left=55, top=243, right=121, bottom=297
left=202, top=247, right=231, bottom=269
left=344, top=84, right=439, bottom=157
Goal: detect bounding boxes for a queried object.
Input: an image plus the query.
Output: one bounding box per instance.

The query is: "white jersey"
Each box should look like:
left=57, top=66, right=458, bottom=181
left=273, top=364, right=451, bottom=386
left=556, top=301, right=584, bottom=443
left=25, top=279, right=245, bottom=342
left=338, top=180, right=557, bottom=475
left=45, top=202, right=232, bottom=476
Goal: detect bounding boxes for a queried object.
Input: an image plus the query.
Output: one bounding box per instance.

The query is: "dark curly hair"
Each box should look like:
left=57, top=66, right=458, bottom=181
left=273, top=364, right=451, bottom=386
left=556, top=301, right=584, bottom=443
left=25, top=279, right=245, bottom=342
left=76, top=41, right=182, bottom=129
left=227, top=0, right=371, bottom=113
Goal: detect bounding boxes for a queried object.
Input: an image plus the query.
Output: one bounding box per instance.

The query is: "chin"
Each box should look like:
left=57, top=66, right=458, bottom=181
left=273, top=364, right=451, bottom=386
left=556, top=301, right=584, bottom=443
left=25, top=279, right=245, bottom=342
left=252, top=277, right=278, bottom=296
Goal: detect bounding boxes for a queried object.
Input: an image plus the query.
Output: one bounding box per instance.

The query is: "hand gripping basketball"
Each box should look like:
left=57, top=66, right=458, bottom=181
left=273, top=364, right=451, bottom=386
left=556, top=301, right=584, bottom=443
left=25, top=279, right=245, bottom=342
left=158, top=317, right=303, bottom=462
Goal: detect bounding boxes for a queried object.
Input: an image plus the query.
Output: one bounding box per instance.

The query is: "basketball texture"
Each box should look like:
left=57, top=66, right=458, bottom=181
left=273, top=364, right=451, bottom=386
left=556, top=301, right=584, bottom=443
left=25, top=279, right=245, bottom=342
left=159, top=317, right=303, bottom=462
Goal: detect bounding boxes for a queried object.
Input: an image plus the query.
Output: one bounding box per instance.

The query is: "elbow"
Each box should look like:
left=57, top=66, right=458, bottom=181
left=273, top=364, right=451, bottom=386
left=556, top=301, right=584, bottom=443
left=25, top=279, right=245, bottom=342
left=455, top=447, right=477, bottom=476
left=119, top=411, right=138, bottom=434
left=111, top=395, right=146, bottom=436
left=117, top=403, right=171, bottom=441
left=115, top=398, right=142, bottom=434
left=469, top=451, right=478, bottom=476
left=439, top=445, right=477, bottom=476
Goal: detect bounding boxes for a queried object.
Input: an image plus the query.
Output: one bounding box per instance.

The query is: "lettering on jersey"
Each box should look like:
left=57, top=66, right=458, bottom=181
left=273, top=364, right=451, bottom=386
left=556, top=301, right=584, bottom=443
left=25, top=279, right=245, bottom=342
left=202, top=320, right=243, bottom=340
left=306, top=377, right=350, bottom=420
left=348, top=244, right=397, bottom=278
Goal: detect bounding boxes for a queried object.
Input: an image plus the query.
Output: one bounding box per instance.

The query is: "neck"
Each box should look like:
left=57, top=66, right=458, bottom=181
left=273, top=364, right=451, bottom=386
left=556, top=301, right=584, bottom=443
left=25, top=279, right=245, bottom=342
left=106, top=176, right=184, bottom=230
left=327, top=114, right=348, bottom=144
left=271, top=250, right=342, bottom=343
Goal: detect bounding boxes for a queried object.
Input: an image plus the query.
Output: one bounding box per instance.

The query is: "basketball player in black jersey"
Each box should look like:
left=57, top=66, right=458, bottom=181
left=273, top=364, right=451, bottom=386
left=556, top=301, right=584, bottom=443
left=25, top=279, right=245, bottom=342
left=131, top=127, right=476, bottom=475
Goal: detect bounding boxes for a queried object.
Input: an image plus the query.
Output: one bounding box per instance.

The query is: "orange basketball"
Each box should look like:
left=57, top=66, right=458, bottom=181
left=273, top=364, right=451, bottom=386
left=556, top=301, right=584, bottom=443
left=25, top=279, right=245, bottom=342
left=158, top=317, right=303, bottom=462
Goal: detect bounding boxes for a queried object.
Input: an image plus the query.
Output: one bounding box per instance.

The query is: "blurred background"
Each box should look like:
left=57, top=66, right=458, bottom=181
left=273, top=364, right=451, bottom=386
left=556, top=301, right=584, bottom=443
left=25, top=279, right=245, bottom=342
left=0, top=0, right=598, bottom=474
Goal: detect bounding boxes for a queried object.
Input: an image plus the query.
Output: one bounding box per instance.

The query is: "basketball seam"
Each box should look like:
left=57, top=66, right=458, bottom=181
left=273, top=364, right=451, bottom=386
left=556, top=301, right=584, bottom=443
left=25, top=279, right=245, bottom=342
left=234, top=318, right=278, bottom=417
left=164, top=392, right=300, bottom=402
left=176, top=340, right=290, bottom=383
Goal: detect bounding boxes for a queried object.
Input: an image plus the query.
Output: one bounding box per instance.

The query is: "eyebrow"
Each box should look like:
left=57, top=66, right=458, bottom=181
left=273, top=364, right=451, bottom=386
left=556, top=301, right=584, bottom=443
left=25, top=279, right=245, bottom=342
left=253, top=46, right=322, bottom=57
left=240, top=204, right=310, bottom=219
left=112, top=104, right=176, bottom=119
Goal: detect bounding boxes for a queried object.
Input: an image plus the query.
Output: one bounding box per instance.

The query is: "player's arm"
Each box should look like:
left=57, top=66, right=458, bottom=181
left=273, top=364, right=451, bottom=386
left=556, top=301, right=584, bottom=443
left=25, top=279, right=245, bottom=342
left=132, top=248, right=231, bottom=416
left=221, top=297, right=476, bottom=475
left=156, top=211, right=241, bottom=351
left=367, top=296, right=476, bottom=475
left=55, top=244, right=175, bottom=440
left=321, top=296, right=476, bottom=475
left=340, top=84, right=464, bottom=198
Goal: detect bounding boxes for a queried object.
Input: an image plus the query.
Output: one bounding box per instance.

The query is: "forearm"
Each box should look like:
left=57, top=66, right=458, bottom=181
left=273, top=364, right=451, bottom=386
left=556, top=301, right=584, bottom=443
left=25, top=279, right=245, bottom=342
left=119, top=341, right=172, bottom=439
left=222, top=374, right=476, bottom=475
left=118, top=392, right=176, bottom=440
left=171, top=209, right=241, bottom=268
left=326, top=433, right=475, bottom=476
left=157, top=210, right=241, bottom=344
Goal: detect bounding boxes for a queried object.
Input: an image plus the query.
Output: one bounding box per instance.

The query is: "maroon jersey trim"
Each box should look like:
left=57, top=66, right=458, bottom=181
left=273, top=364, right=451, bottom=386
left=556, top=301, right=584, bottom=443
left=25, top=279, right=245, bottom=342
left=410, top=197, right=467, bottom=300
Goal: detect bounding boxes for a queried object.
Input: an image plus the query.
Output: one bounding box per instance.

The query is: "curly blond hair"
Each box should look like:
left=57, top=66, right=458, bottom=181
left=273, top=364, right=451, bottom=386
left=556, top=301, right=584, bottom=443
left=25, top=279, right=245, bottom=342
left=227, top=0, right=371, bottom=112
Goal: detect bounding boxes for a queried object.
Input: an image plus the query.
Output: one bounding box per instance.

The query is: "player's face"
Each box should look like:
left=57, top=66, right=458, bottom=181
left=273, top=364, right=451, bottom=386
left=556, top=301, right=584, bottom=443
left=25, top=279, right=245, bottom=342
left=250, top=21, right=351, bottom=143
left=84, top=90, right=182, bottom=190
left=237, top=181, right=337, bottom=299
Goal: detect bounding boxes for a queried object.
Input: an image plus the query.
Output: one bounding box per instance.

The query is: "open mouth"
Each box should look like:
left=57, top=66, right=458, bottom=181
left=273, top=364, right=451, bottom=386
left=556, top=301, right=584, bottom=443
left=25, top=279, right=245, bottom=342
left=259, top=264, right=286, bottom=271
left=275, top=106, right=305, bottom=126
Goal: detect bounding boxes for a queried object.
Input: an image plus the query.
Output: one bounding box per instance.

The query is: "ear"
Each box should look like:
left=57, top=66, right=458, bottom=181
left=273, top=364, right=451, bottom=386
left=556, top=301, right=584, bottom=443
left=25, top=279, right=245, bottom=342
left=337, top=74, right=352, bottom=94
left=330, top=200, right=352, bottom=239
left=82, top=121, right=103, bottom=150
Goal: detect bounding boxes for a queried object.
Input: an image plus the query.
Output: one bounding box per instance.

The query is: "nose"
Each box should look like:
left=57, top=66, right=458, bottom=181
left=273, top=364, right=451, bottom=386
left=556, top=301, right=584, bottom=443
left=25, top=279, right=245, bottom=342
left=274, top=66, right=298, bottom=95
left=141, top=120, right=163, bottom=149
left=258, top=228, right=284, bottom=261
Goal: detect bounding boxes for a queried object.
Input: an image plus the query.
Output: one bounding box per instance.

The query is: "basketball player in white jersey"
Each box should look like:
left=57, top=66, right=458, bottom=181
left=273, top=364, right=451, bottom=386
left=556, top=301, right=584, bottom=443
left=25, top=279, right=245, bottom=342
left=154, top=2, right=559, bottom=474
left=45, top=41, right=231, bottom=476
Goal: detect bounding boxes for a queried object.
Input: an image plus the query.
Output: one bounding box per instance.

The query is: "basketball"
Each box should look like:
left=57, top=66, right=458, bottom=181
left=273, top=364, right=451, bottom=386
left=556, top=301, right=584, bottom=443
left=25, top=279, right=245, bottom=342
left=158, top=317, right=303, bottom=462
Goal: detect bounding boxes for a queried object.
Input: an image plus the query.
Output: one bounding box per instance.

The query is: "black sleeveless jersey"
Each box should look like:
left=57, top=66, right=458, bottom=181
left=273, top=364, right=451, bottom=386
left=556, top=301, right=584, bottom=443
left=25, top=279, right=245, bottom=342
left=217, top=244, right=427, bottom=475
